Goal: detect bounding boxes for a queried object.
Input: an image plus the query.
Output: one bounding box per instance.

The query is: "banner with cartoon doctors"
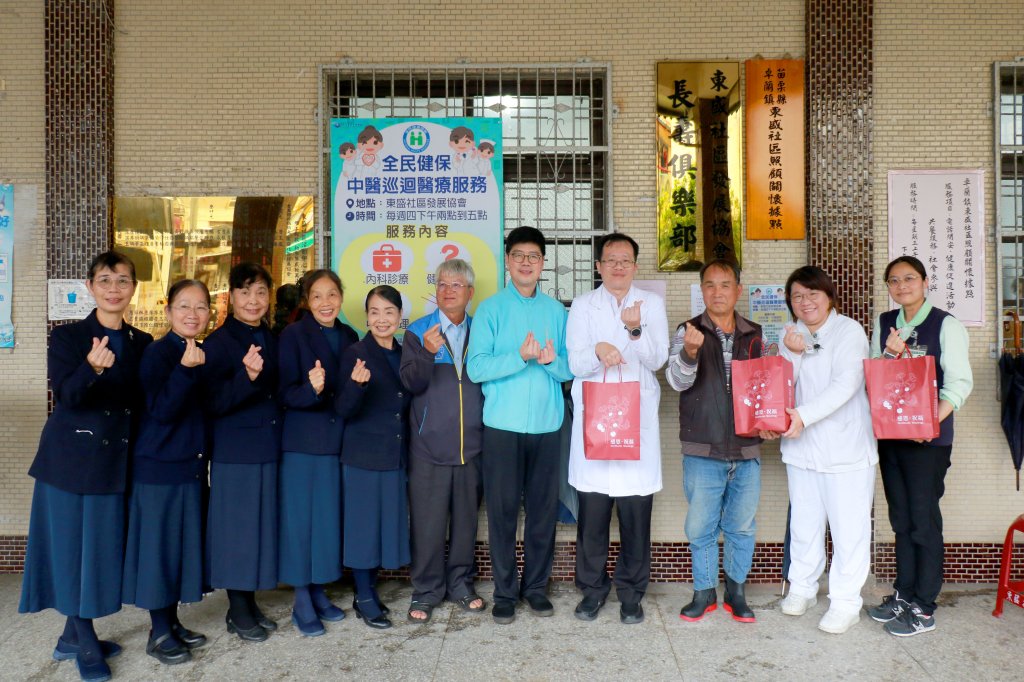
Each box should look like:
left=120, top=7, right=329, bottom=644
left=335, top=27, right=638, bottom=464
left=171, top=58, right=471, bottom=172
left=330, top=117, right=504, bottom=332
left=0, top=185, right=13, bottom=348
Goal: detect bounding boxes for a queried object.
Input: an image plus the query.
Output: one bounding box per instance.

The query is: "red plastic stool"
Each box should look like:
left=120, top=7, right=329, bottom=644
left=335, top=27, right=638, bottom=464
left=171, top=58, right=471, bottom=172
left=993, top=513, right=1024, bottom=617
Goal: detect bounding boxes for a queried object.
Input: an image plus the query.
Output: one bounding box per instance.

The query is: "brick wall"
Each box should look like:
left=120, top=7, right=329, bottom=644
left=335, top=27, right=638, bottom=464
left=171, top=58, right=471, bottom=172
left=2, top=0, right=1023, bottom=580
left=0, top=3, right=47, bottom=544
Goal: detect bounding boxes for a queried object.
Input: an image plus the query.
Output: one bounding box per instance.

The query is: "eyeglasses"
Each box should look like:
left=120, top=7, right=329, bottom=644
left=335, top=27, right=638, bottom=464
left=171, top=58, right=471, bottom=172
left=886, top=274, right=922, bottom=288
left=436, top=281, right=468, bottom=291
left=509, top=251, right=543, bottom=264
left=600, top=259, right=635, bottom=269
left=92, top=276, right=134, bottom=290
left=790, top=290, right=826, bottom=304
left=171, top=304, right=211, bottom=314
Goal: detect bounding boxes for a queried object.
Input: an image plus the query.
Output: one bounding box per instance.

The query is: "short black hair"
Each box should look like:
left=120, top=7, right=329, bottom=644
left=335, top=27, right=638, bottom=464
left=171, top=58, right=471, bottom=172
left=505, top=225, right=546, bottom=256
left=88, top=251, right=137, bottom=282
left=699, top=259, right=741, bottom=284
left=365, top=284, right=402, bottom=312
left=302, top=269, right=343, bottom=301
left=883, top=255, right=927, bottom=282
left=166, top=279, right=211, bottom=307
left=784, top=265, right=838, bottom=317
left=229, top=262, right=273, bottom=291
left=596, top=233, right=639, bottom=261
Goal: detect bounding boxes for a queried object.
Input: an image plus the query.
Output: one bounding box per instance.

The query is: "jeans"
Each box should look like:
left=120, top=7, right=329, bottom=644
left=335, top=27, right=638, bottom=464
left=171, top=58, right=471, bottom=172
left=683, top=455, right=760, bottom=590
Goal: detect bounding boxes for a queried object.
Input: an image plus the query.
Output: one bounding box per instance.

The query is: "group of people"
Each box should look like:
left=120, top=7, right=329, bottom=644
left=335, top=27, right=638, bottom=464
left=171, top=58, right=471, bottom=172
left=18, top=225, right=972, bottom=682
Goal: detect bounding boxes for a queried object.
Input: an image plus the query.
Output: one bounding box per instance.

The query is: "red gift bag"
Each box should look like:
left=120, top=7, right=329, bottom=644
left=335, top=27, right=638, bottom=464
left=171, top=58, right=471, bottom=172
left=732, top=344, right=794, bottom=436
left=863, top=353, right=939, bottom=440
left=582, top=368, right=641, bottom=460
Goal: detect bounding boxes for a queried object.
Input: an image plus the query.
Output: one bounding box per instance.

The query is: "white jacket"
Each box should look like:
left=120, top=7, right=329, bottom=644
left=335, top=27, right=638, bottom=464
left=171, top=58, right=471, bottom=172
left=566, top=285, right=669, bottom=496
left=778, top=310, right=878, bottom=473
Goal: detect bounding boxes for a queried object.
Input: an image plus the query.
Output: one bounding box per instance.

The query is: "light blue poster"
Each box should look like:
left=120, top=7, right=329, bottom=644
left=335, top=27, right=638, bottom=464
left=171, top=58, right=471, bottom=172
left=0, top=185, right=13, bottom=348
left=330, top=117, right=504, bottom=332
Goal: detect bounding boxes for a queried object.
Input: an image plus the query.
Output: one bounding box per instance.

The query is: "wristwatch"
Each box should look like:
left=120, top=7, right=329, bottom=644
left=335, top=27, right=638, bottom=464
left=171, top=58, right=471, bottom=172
left=625, top=324, right=642, bottom=339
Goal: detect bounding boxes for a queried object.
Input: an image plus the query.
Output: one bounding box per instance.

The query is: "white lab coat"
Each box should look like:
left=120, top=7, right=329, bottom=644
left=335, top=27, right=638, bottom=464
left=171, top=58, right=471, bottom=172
left=567, top=285, right=669, bottom=496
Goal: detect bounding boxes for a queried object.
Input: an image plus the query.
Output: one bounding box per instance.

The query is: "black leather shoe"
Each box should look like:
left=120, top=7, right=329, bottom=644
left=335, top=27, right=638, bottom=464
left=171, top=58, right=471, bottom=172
left=171, top=623, right=207, bottom=650
left=145, top=632, right=192, bottom=665
left=680, top=587, right=718, bottom=622
left=252, top=606, right=278, bottom=632
left=53, top=637, right=122, bottom=661
left=353, top=599, right=392, bottom=629
left=524, top=593, right=554, bottom=617
left=574, top=596, right=605, bottom=622
left=620, top=602, right=645, bottom=625
left=723, top=575, right=756, bottom=622
left=353, top=597, right=391, bottom=617
left=492, top=601, right=516, bottom=625
left=225, top=614, right=268, bottom=642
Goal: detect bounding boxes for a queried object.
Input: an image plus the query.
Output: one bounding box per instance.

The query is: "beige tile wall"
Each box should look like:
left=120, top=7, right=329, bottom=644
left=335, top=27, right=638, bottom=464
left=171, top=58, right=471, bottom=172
left=0, top=2, right=46, bottom=535
left=3, top=0, right=1021, bottom=548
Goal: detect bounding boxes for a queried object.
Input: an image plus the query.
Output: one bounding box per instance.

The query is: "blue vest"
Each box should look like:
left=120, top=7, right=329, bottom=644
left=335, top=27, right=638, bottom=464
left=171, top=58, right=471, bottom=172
left=880, top=306, right=953, bottom=447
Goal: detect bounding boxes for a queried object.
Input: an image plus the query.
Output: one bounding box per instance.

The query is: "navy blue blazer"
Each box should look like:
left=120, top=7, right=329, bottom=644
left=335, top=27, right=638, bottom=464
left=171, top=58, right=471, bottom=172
left=132, top=333, right=208, bottom=484
left=28, top=310, right=153, bottom=495
left=336, top=335, right=411, bottom=471
left=278, top=314, right=358, bottom=455
left=202, top=316, right=281, bottom=465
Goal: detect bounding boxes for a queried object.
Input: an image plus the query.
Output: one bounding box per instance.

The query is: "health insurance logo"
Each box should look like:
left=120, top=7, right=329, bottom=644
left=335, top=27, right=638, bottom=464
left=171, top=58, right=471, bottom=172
left=403, top=125, right=430, bottom=153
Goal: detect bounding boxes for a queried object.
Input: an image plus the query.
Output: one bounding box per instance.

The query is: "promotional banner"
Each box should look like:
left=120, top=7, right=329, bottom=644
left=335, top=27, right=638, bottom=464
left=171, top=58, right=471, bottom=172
left=745, top=59, right=805, bottom=240
left=330, top=117, right=504, bottom=332
left=887, top=169, right=984, bottom=326
left=0, top=185, right=13, bottom=347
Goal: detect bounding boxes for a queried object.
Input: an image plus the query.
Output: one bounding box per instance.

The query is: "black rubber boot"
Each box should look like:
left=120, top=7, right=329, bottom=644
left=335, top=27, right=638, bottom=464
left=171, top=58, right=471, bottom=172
left=723, top=575, right=755, bottom=622
left=679, top=587, right=718, bottom=621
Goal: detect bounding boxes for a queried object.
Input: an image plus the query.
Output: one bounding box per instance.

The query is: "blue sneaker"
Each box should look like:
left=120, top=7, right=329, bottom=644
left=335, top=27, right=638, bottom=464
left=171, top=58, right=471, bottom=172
left=314, top=601, right=346, bottom=622
left=291, top=610, right=326, bottom=637
left=53, top=638, right=122, bottom=662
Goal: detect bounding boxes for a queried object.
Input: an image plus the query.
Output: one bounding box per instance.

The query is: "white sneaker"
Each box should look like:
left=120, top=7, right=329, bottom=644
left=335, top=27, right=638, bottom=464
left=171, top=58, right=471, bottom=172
left=780, top=593, right=817, bottom=616
left=818, top=607, right=861, bottom=634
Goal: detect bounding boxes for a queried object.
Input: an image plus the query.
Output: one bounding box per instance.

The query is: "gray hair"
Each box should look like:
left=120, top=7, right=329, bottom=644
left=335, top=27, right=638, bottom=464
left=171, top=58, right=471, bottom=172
left=435, top=258, right=475, bottom=287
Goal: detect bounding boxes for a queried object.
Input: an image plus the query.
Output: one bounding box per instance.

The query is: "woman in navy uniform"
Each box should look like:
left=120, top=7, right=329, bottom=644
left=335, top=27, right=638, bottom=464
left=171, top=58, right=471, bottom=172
left=122, top=280, right=212, bottom=664
left=336, top=285, right=412, bottom=629
left=203, top=262, right=282, bottom=642
left=277, top=269, right=358, bottom=636
left=20, top=251, right=152, bottom=682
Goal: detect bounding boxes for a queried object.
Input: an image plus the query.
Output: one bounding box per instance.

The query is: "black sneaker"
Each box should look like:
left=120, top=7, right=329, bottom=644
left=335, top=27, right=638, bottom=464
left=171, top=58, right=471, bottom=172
left=884, top=604, right=935, bottom=637
left=867, top=592, right=907, bottom=623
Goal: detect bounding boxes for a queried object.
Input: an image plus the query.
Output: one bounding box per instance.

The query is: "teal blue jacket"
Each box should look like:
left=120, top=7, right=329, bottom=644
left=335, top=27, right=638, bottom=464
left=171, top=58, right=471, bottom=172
left=466, top=284, right=572, bottom=434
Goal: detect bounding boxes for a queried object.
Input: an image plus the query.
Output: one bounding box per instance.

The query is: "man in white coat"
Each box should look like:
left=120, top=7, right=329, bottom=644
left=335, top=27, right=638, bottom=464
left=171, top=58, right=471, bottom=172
left=566, top=233, right=669, bottom=625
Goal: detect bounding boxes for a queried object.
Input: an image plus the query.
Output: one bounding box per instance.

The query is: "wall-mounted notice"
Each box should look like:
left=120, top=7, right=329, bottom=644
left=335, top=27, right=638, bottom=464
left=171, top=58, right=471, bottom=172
left=887, top=170, right=984, bottom=326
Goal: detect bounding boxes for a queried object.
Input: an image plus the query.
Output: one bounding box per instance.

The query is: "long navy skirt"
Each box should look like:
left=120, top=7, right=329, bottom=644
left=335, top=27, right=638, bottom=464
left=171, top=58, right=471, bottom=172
left=122, top=480, right=204, bottom=609
left=342, top=465, right=410, bottom=570
left=19, top=480, right=124, bottom=619
left=206, top=461, right=278, bottom=591
left=278, top=451, right=342, bottom=586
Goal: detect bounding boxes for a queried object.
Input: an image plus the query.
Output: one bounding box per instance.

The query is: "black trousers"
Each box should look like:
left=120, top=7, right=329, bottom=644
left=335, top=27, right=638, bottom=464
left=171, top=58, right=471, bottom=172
left=408, top=455, right=482, bottom=605
left=575, top=491, right=653, bottom=606
left=481, top=426, right=560, bottom=605
left=878, top=440, right=952, bottom=615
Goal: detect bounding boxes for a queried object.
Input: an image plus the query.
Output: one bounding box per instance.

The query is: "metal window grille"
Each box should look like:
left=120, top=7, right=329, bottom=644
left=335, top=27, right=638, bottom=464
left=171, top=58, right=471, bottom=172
left=317, top=63, right=612, bottom=303
left=997, top=60, right=1024, bottom=350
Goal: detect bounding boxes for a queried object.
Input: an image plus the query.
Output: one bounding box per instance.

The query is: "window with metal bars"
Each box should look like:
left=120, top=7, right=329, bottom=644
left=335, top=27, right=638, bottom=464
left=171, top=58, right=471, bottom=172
left=317, top=64, right=612, bottom=304
left=997, top=60, right=1024, bottom=352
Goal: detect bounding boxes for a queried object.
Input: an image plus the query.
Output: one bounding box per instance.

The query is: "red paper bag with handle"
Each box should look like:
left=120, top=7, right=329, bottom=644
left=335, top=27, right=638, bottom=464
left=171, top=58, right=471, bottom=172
left=863, top=351, right=939, bottom=440
left=732, top=341, right=795, bottom=436
left=582, top=367, right=641, bottom=460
